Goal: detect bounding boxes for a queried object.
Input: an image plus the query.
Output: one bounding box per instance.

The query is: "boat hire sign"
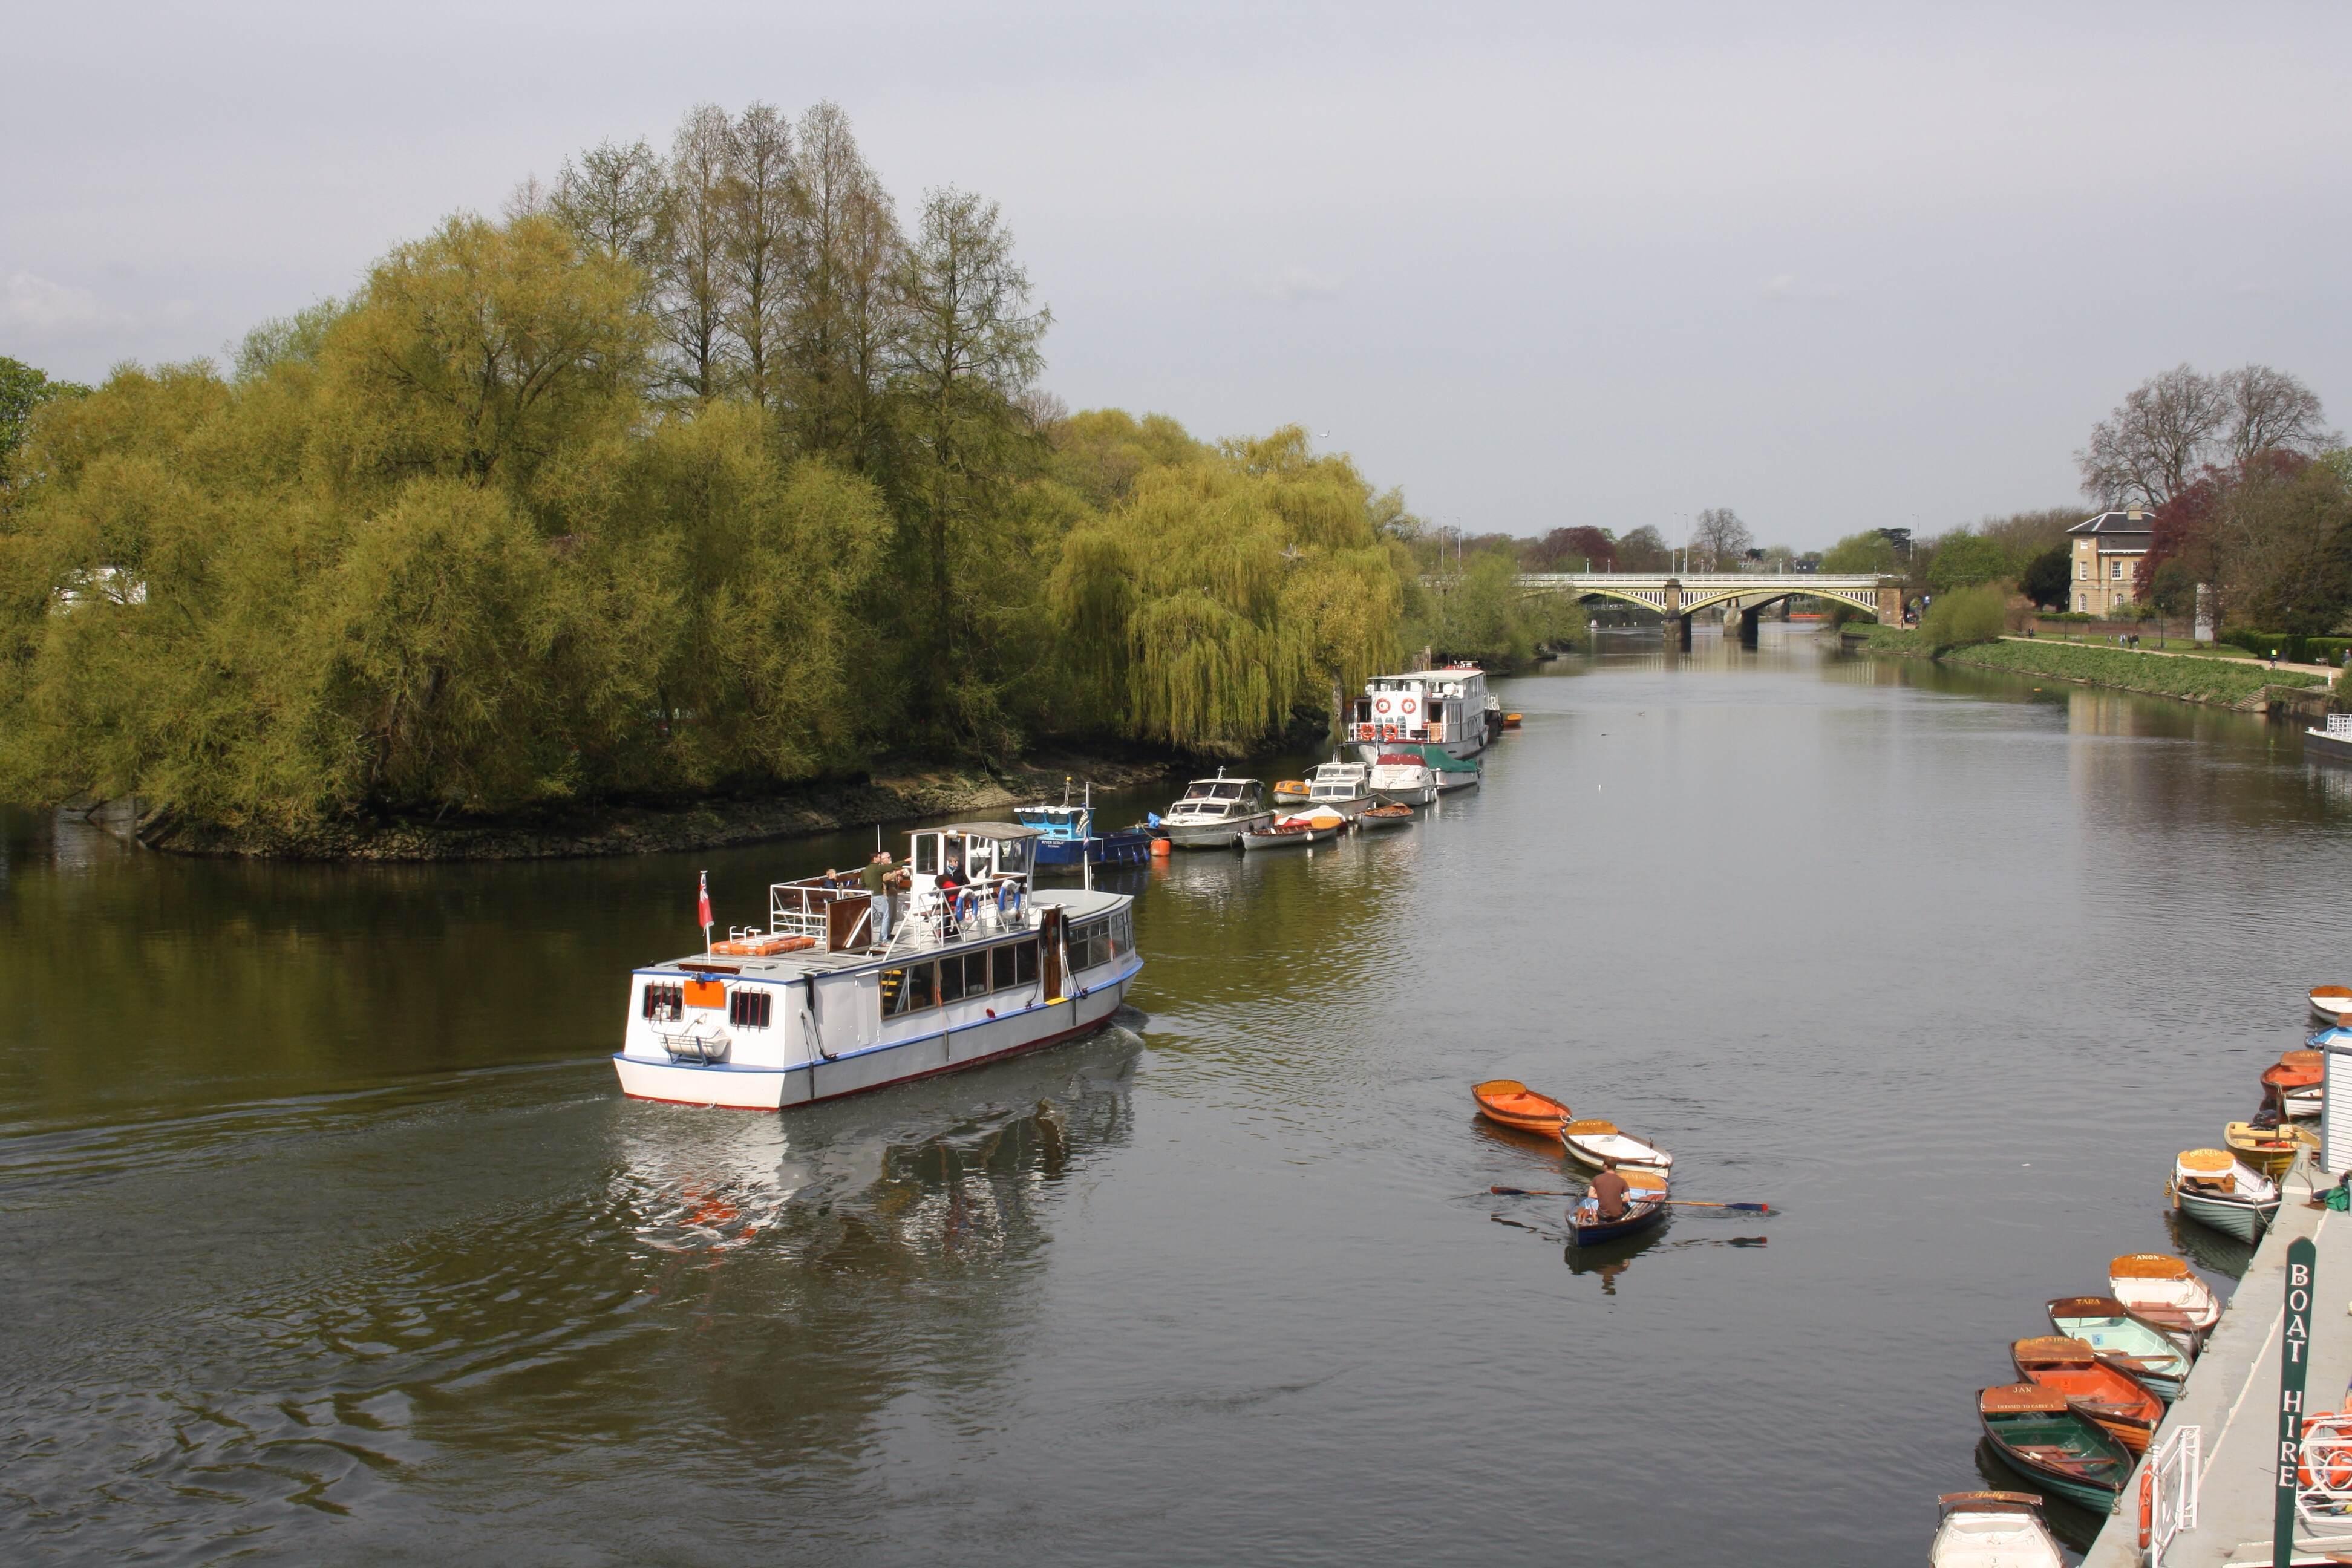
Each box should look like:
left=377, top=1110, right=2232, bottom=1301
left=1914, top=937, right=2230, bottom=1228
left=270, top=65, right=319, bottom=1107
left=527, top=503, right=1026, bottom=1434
left=2278, top=1235, right=2316, bottom=1567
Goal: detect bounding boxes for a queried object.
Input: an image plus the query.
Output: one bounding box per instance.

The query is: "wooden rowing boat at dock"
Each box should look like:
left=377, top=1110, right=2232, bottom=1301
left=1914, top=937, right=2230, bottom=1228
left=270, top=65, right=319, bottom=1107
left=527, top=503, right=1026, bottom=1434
left=1929, top=1491, right=2063, bottom=1567
left=2044, top=1296, right=2194, bottom=1399
left=2010, top=1336, right=2163, bottom=1455
left=2105, top=1253, right=2221, bottom=1334
left=1976, top=1384, right=2134, bottom=1509
left=2167, top=1148, right=2281, bottom=1244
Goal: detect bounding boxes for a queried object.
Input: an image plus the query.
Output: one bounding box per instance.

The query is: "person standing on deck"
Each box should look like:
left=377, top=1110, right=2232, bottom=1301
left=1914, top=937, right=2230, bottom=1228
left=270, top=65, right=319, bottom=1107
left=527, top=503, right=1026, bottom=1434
left=861, top=852, right=895, bottom=942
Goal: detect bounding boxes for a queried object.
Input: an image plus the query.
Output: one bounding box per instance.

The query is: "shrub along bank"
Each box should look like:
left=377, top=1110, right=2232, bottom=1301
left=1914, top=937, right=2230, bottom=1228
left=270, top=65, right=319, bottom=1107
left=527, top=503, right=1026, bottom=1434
left=1935, top=639, right=2322, bottom=707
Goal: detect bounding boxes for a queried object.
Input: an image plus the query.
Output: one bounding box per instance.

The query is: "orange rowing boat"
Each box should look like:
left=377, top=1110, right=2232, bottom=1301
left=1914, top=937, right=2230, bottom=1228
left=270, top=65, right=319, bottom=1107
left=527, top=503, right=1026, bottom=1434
left=1472, top=1079, right=1570, bottom=1135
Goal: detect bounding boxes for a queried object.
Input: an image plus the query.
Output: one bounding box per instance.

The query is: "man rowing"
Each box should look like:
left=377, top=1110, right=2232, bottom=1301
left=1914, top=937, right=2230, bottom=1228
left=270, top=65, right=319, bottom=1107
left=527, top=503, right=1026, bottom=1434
left=1579, top=1157, right=1631, bottom=1224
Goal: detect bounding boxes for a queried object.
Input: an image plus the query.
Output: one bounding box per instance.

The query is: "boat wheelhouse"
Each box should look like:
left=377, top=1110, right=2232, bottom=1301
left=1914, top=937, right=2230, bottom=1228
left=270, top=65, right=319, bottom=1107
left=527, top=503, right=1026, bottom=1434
left=1160, top=771, right=1272, bottom=849
left=1348, top=667, right=1492, bottom=763
left=612, top=822, right=1141, bottom=1110
left=1303, top=759, right=1371, bottom=819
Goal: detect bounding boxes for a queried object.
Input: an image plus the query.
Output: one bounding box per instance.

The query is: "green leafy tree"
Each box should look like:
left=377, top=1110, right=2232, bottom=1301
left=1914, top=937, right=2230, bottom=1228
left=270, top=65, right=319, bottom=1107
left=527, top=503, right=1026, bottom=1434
left=2020, top=544, right=2071, bottom=610
left=0, top=355, right=93, bottom=495
left=1927, top=532, right=2010, bottom=590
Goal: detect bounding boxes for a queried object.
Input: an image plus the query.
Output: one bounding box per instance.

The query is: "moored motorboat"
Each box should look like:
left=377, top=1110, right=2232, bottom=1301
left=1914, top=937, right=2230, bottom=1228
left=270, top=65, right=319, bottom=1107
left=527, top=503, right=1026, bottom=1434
left=1471, top=1078, right=1571, bottom=1135
left=1501, top=711, right=1523, bottom=730
left=2044, top=1296, right=2194, bottom=1399
left=2226, top=1115, right=2318, bottom=1178
left=2308, top=715, right=2352, bottom=765
left=1160, top=770, right=1273, bottom=849
left=1560, top=1117, right=1674, bottom=1175
left=1303, top=759, right=1373, bottom=820
left=2169, top=1148, right=2282, bottom=1244
left=1358, top=802, right=1414, bottom=829
left=1976, top=1385, right=2134, bottom=1509
left=1367, top=751, right=1439, bottom=806
left=2009, top=1336, right=2164, bottom=1455
left=2311, top=983, right=2352, bottom=1024
left=1929, top=1491, right=2064, bottom=1568
left=2261, top=1049, right=2325, bottom=1119
left=1014, top=783, right=1155, bottom=867
left=2106, top=1253, right=2222, bottom=1334
left=1271, top=779, right=1311, bottom=805
left=1565, top=1168, right=1669, bottom=1246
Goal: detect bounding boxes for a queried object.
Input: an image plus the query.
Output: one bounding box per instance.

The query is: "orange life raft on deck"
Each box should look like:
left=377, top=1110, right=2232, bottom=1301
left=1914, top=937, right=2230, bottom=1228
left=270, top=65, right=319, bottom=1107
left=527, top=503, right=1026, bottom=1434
left=708, top=933, right=817, bottom=958
left=1471, top=1079, right=1572, bottom=1135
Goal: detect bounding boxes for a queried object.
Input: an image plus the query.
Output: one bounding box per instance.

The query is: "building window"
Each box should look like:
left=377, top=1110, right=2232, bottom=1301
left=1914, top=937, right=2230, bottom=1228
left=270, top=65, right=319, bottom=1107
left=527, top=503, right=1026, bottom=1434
left=2111, top=560, right=2123, bottom=579
left=2076, top=593, right=2086, bottom=612
left=2076, top=561, right=2086, bottom=580
left=728, top=989, right=773, bottom=1028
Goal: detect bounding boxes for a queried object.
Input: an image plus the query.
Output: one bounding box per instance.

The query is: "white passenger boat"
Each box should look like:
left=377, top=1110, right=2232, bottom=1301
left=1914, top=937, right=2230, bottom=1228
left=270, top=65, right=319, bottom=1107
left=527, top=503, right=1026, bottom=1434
left=1160, top=771, right=1272, bottom=848
left=2307, top=713, right=2352, bottom=764
left=1367, top=751, right=1437, bottom=806
left=1929, top=1492, right=2063, bottom=1568
left=611, top=822, right=1140, bottom=1110
left=2167, top=1149, right=2281, bottom=1244
left=1303, top=759, right=1371, bottom=819
left=1347, top=666, right=1493, bottom=764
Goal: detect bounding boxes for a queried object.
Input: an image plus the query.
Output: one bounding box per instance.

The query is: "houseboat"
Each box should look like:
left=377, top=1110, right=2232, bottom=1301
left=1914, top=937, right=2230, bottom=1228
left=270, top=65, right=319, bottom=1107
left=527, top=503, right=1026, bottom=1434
left=612, top=822, right=1141, bottom=1110
left=1159, top=771, right=1273, bottom=849
left=1348, top=667, right=1494, bottom=764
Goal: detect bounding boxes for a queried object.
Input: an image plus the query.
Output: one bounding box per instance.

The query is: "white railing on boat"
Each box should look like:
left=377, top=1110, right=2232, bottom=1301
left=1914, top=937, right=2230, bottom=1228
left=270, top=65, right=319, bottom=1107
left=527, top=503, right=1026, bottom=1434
left=768, top=878, right=860, bottom=944
left=881, top=884, right=1037, bottom=960
left=2145, top=1422, right=2198, bottom=1564
left=2329, top=713, right=2352, bottom=736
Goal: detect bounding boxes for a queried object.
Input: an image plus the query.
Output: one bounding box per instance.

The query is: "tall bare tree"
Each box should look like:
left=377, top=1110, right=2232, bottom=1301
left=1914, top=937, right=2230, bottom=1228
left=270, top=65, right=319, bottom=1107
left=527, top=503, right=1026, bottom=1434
left=785, top=102, right=902, bottom=467
left=550, top=138, right=668, bottom=277
left=658, top=105, right=738, bottom=402
left=720, top=103, right=796, bottom=410
left=2220, top=364, right=2339, bottom=467
left=1688, top=506, right=1751, bottom=568
left=2078, top=365, right=2232, bottom=508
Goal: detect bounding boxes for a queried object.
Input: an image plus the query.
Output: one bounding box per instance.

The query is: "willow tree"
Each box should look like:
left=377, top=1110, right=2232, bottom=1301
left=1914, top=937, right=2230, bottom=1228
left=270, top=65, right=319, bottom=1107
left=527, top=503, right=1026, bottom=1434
left=1050, top=422, right=1404, bottom=750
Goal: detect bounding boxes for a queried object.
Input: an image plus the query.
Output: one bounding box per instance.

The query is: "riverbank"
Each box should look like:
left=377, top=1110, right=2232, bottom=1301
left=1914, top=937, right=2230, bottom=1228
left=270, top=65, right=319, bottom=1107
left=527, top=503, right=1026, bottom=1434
left=1843, top=625, right=2331, bottom=712
left=126, top=754, right=1183, bottom=862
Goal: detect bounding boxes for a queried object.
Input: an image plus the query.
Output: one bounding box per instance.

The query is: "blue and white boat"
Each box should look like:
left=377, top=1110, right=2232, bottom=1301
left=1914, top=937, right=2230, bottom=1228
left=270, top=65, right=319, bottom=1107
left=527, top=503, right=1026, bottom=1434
left=1015, top=783, right=1155, bottom=867
left=612, top=822, right=1141, bottom=1110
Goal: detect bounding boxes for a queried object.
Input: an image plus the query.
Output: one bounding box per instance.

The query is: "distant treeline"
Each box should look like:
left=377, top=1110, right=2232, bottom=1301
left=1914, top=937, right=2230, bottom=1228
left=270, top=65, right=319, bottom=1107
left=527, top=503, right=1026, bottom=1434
left=0, top=102, right=1446, bottom=832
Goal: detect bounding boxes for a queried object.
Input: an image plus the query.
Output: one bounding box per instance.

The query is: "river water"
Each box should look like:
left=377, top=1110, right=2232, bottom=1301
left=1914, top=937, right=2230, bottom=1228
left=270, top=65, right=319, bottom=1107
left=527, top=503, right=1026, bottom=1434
left=7, top=628, right=2350, bottom=1564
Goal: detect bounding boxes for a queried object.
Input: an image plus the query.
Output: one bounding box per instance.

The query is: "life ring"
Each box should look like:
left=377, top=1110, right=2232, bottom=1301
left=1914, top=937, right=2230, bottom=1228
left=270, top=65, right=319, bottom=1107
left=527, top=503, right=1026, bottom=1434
left=1400, top=697, right=1418, bottom=714
left=2138, top=1468, right=2152, bottom=1549
left=1382, top=724, right=1397, bottom=740
left=1375, top=697, right=1391, bottom=715
left=2299, top=1414, right=2352, bottom=1493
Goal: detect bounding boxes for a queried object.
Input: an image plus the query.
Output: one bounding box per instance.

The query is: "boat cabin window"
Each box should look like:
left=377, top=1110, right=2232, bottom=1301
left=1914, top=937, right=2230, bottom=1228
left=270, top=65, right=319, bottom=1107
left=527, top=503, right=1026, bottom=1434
left=728, top=989, right=773, bottom=1028
left=882, top=963, right=938, bottom=1017
left=1209, top=783, right=1244, bottom=799
left=642, top=981, right=684, bottom=1021
left=996, top=838, right=1031, bottom=874
left=1015, top=938, right=1039, bottom=985
left=912, top=834, right=941, bottom=875
left=941, top=955, right=966, bottom=1003
left=1069, top=915, right=1131, bottom=973
left=992, top=943, right=1019, bottom=990
left=961, top=950, right=990, bottom=996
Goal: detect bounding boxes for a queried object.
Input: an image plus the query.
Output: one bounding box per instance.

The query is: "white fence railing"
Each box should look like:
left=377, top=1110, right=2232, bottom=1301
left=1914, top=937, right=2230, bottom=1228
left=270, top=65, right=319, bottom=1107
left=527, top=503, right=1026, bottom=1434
left=2146, top=1423, right=2199, bottom=1564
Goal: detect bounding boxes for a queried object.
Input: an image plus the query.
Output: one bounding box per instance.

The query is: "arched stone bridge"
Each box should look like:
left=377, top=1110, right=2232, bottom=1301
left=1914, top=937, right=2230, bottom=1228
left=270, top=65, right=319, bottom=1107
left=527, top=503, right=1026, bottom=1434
left=1514, top=572, right=1905, bottom=648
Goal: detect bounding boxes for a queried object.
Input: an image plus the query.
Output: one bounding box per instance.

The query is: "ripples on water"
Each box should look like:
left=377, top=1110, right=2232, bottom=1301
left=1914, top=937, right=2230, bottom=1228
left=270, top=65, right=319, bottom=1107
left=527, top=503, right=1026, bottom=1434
left=5, top=630, right=2351, bottom=1564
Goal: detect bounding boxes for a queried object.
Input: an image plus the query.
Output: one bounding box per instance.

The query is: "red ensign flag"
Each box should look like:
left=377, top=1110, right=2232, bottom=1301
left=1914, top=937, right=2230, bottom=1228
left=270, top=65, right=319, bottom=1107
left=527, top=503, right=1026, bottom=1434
left=697, top=870, right=711, bottom=930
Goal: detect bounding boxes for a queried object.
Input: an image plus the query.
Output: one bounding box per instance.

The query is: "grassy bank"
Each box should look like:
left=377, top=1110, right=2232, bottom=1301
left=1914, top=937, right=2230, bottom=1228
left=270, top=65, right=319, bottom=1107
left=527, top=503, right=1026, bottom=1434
left=1937, top=639, right=2324, bottom=707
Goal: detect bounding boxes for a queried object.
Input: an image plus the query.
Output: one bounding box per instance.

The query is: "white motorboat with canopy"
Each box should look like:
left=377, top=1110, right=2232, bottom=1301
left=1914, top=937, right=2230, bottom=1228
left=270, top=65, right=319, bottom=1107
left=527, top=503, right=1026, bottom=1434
left=1303, top=758, right=1371, bottom=819
left=612, top=822, right=1140, bottom=1109
left=1160, top=770, right=1272, bottom=848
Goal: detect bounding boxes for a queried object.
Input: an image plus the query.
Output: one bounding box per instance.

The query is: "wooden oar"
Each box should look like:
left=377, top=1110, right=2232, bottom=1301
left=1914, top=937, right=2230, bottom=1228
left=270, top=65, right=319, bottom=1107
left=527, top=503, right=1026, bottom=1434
left=1489, top=1184, right=1771, bottom=1212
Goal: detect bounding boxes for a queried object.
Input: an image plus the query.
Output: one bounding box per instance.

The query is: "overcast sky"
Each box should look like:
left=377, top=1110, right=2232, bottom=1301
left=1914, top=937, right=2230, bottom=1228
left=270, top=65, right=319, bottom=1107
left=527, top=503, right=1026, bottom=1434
left=8, top=2, right=2348, bottom=548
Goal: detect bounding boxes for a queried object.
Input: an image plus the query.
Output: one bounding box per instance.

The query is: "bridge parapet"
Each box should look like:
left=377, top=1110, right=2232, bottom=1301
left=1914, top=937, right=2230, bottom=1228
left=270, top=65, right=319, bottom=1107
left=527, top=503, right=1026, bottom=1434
left=1515, top=572, right=1903, bottom=622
